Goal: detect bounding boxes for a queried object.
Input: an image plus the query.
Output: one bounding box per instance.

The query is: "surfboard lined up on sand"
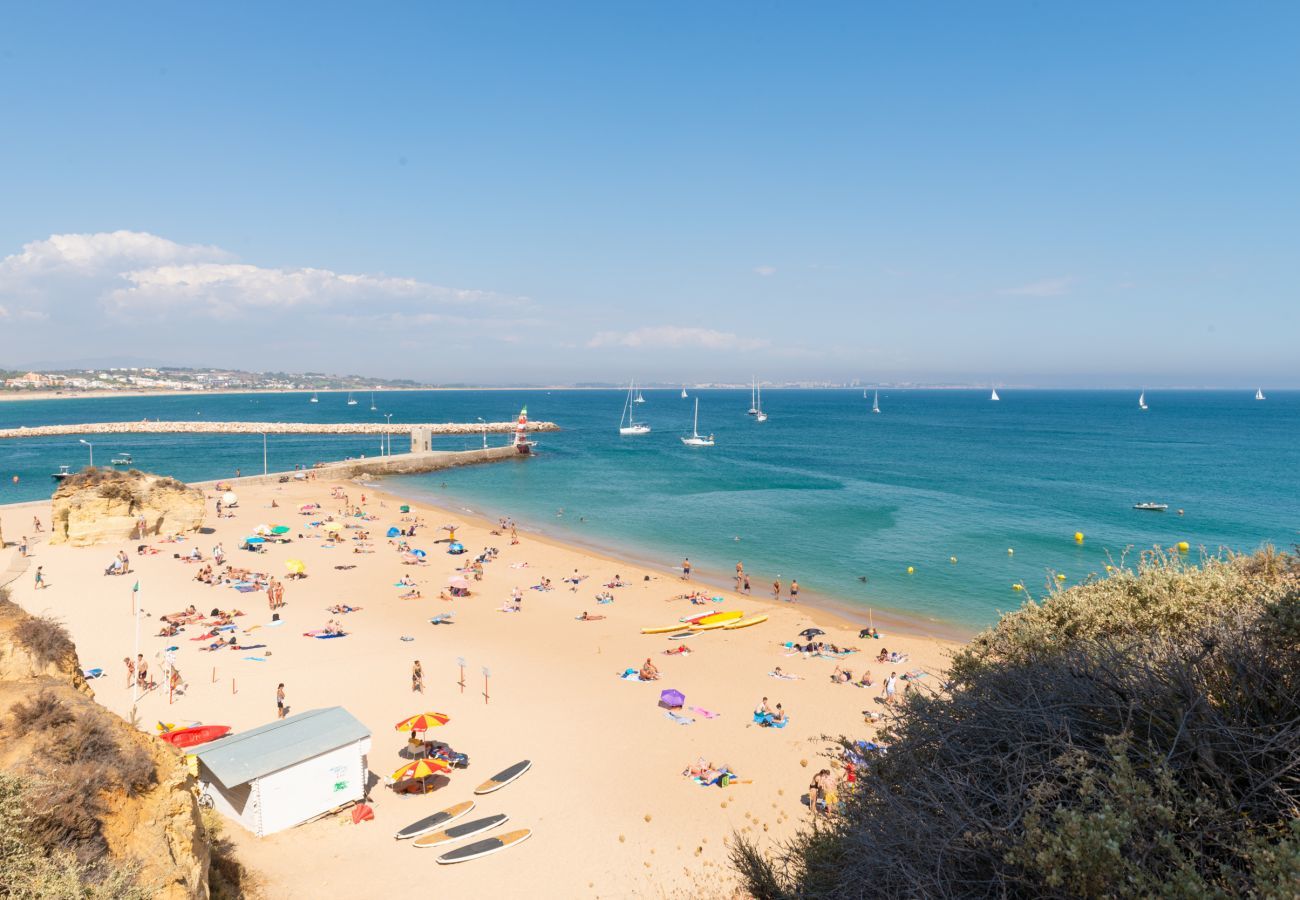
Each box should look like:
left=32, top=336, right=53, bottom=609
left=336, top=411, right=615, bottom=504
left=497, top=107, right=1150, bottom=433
left=474, top=760, right=532, bottom=795
left=394, top=801, right=474, bottom=840
left=436, top=829, right=533, bottom=864
left=412, top=814, right=508, bottom=848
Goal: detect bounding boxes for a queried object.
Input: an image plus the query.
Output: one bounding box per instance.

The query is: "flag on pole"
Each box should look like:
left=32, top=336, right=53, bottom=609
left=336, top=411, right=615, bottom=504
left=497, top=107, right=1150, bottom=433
left=133, top=581, right=140, bottom=593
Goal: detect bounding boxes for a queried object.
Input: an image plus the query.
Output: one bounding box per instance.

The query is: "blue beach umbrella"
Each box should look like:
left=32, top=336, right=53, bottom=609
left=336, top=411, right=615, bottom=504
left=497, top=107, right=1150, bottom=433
left=386, top=527, right=401, bottom=538
left=412, top=549, right=427, bottom=558
left=245, top=536, right=265, bottom=544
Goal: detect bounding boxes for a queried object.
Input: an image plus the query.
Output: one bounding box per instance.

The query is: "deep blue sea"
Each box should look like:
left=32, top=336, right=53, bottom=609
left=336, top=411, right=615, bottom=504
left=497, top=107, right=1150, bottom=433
left=2, top=389, right=1296, bottom=631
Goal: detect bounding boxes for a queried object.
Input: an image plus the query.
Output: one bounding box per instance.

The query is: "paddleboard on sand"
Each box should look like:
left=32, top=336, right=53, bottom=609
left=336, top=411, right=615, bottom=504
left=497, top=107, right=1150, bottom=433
left=690, top=620, right=731, bottom=632
left=641, top=624, right=682, bottom=635
left=723, top=614, right=769, bottom=630
left=693, top=611, right=744, bottom=627
left=436, top=829, right=532, bottom=864
left=667, top=631, right=696, bottom=640
left=474, top=760, right=532, bottom=795
left=395, top=800, right=474, bottom=840
left=412, top=814, right=508, bottom=849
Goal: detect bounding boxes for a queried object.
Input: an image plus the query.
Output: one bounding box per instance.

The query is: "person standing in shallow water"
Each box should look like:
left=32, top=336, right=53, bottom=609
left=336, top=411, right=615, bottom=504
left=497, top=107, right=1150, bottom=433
left=681, top=558, right=691, bottom=581
left=789, top=579, right=799, bottom=602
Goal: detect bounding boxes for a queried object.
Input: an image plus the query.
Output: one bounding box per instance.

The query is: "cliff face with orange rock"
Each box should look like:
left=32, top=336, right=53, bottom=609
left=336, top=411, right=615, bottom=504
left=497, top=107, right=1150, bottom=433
left=0, top=594, right=210, bottom=898
left=49, top=468, right=206, bottom=547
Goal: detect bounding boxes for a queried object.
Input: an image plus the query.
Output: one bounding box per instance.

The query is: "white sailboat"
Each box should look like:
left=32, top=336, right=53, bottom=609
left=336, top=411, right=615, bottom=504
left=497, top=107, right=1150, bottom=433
left=681, top=386, right=688, bottom=399
left=754, top=381, right=768, bottom=422
left=681, top=398, right=715, bottom=446
left=747, top=377, right=759, bottom=415
left=864, top=389, right=868, bottom=399
left=1256, top=388, right=1266, bottom=401
left=872, top=390, right=881, bottom=414
left=633, top=385, right=646, bottom=404
left=1139, top=390, right=1148, bottom=411
left=370, top=392, right=377, bottom=411
left=619, top=382, right=650, bottom=435
left=347, top=392, right=357, bottom=406
left=310, top=392, right=319, bottom=404
left=990, top=388, right=1000, bottom=401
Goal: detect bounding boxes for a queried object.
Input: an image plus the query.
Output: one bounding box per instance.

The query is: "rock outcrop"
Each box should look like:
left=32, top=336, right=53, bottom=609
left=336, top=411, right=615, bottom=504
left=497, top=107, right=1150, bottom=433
left=50, top=468, right=205, bottom=547
left=0, top=596, right=210, bottom=897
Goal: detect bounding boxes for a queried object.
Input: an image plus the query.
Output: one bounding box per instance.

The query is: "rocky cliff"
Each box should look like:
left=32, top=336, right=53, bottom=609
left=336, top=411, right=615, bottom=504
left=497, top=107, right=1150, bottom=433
left=50, top=468, right=205, bottom=547
left=0, top=594, right=210, bottom=897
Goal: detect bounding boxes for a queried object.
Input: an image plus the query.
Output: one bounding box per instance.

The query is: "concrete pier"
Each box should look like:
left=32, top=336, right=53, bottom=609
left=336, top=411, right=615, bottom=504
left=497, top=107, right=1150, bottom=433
left=203, top=443, right=531, bottom=490
left=0, top=420, right=559, bottom=440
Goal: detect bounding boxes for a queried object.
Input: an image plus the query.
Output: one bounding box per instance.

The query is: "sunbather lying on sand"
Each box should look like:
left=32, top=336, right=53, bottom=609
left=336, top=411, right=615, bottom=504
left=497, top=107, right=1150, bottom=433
left=327, top=604, right=361, bottom=614
left=769, top=667, right=801, bottom=680
left=682, top=759, right=732, bottom=781
left=577, top=611, right=605, bottom=621
left=831, top=666, right=854, bottom=683
left=663, top=645, right=693, bottom=655
left=400, top=590, right=422, bottom=600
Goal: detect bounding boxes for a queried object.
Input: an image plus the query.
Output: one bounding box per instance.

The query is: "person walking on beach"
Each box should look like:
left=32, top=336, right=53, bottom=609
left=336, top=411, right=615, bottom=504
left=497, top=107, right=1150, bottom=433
left=681, top=558, right=691, bottom=581
left=32, top=516, right=42, bottom=533
left=411, top=661, right=423, bottom=693
left=276, top=683, right=287, bottom=719
left=124, top=656, right=135, bottom=688
left=137, top=658, right=150, bottom=691
left=882, top=671, right=898, bottom=706
left=18, top=536, right=27, bottom=558
left=789, top=579, right=799, bottom=602
left=34, top=566, right=45, bottom=590
left=772, top=578, right=782, bottom=601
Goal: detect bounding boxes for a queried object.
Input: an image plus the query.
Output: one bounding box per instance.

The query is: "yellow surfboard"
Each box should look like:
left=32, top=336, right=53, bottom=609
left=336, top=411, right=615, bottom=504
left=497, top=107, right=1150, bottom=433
left=723, top=614, right=769, bottom=630
left=695, top=610, right=744, bottom=626
left=641, top=624, right=683, bottom=635
left=690, top=620, right=731, bottom=632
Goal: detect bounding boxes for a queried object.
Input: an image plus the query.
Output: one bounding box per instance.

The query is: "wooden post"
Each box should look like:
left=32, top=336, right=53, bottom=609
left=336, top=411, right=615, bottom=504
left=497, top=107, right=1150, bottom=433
left=482, top=666, right=491, bottom=705
left=231, top=678, right=236, bottom=695
left=457, top=657, right=466, bottom=694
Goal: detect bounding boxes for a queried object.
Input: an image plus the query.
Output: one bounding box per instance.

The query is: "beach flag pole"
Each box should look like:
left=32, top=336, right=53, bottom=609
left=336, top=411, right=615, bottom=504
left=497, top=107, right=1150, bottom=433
left=482, top=666, right=490, bottom=705
left=131, top=581, right=141, bottom=708
left=457, top=657, right=466, bottom=694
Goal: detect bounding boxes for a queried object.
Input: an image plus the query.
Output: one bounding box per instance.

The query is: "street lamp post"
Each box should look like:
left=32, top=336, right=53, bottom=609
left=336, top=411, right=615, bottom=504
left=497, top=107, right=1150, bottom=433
left=79, top=438, right=94, bottom=467
left=260, top=432, right=268, bottom=475
left=384, top=414, right=393, bottom=457
left=476, top=417, right=487, bottom=450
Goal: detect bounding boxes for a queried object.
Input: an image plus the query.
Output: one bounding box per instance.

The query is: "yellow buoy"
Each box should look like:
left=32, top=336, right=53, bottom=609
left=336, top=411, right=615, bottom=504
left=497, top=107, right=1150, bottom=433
left=1074, top=532, right=1084, bottom=543
left=1056, top=573, right=1067, bottom=581
left=1007, top=548, right=1014, bottom=555
left=949, top=556, right=957, bottom=564
left=1105, top=564, right=1114, bottom=572
left=1012, top=583, right=1024, bottom=591
left=906, top=566, right=915, bottom=574
left=1177, top=541, right=1190, bottom=552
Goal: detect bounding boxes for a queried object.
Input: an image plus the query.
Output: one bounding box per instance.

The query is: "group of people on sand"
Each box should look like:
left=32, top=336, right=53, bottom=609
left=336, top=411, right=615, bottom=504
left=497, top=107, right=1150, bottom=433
left=754, top=696, right=788, bottom=727
left=104, top=550, right=131, bottom=576
left=830, top=665, right=874, bottom=687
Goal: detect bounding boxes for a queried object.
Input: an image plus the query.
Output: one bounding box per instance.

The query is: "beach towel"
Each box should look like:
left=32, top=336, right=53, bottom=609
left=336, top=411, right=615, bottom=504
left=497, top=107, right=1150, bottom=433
left=265, top=620, right=285, bottom=628
left=314, top=633, right=348, bottom=639
left=688, top=706, right=720, bottom=719
left=82, top=667, right=104, bottom=679
left=429, top=614, right=454, bottom=625
left=242, top=656, right=267, bottom=662
left=620, top=669, right=645, bottom=682
left=234, top=585, right=259, bottom=593
left=664, top=711, right=695, bottom=725
left=400, top=636, right=414, bottom=642
left=769, top=671, right=801, bottom=680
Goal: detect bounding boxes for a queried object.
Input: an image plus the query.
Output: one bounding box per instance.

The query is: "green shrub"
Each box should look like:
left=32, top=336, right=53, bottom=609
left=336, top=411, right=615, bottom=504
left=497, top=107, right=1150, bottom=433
left=733, top=550, right=1300, bottom=899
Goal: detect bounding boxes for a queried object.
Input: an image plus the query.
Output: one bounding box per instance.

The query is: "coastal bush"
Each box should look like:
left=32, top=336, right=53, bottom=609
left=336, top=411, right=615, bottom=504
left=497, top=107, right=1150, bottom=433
left=8, top=689, right=75, bottom=732
left=732, top=549, right=1300, bottom=899
left=12, top=611, right=75, bottom=665
left=0, top=772, right=150, bottom=899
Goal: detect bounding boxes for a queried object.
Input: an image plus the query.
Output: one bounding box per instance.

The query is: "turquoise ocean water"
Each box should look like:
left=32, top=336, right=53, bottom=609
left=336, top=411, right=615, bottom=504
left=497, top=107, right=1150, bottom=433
left=1, top=389, right=1295, bottom=632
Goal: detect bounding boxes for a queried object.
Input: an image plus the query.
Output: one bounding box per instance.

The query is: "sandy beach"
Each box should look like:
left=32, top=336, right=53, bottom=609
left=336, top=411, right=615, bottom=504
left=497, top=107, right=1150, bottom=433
left=0, top=476, right=958, bottom=898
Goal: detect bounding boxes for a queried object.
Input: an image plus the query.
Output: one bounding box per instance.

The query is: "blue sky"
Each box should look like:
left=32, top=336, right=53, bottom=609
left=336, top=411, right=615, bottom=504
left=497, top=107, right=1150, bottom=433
left=1, top=2, right=1296, bottom=386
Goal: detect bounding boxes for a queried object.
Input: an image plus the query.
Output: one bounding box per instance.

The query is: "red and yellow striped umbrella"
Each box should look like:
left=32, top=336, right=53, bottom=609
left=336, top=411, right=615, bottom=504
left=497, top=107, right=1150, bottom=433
left=391, top=758, right=450, bottom=783
left=395, top=712, right=451, bottom=733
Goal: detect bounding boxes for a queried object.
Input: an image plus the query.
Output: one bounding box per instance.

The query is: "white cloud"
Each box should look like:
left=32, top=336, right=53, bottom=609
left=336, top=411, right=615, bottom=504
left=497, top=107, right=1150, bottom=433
left=753, top=265, right=777, bottom=277
left=587, top=326, right=770, bottom=351
left=0, top=230, right=527, bottom=323
left=999, top=276, right=1073, bottom=298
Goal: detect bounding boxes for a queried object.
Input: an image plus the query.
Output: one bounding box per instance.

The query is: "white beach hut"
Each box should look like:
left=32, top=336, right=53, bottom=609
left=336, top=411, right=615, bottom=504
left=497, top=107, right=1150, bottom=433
left=193, top=707, right=371, bottom=837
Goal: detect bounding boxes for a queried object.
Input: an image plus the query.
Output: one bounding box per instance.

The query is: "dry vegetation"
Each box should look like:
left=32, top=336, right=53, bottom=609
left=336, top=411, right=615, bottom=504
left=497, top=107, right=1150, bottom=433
left=733, top=548, right=1300, bottom=899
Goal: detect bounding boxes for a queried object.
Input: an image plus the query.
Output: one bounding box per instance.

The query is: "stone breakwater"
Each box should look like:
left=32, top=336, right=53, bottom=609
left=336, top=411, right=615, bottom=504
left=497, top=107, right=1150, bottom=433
left=0, top=420, right=560, bottom=439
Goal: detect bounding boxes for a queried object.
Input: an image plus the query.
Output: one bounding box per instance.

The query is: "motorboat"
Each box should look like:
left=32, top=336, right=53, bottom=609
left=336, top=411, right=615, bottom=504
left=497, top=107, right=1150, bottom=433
left=110, top=453, right=134, bottom=466
left=1133, top=502, right=1169, bottom=511
left=51, top=465, right=74, bottom=481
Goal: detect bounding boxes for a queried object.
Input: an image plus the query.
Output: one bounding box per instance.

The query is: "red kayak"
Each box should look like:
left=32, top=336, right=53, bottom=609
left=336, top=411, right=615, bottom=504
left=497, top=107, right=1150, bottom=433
left=158, top=725, right=230, bottom=749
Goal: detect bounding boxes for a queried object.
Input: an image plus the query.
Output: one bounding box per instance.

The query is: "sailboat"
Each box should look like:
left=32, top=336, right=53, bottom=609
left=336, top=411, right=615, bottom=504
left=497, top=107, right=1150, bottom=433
left=747, top=377, right=759, bottom=415
left=754, top=381, right=768, bottom=422
left=681, top=398, right=715, bottom=446
left=681, top=386, right=688, bottom=399
left=347, top=392, right=357, bottom=406
left=1139, top=390, right=1148, bottom=411
left=633, top=384, right=646, bottom=404
left=370, top=392, right=377, bottom=411
left=619, top=382, right=650, bottom=435
left=1256, top=388, right=1266, bottom=401
left=872, top=391, right=881, bottom=414
left=990, top=388, right=1000, bottom=402
left=864, top=389, right=868, bottom=399
left=310, top=392, right=319, bottom=404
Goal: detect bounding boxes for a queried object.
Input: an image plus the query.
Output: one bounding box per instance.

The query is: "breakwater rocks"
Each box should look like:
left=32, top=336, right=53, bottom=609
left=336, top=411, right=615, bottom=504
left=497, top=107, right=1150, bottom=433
left=0, top=420, right=560, bottom=439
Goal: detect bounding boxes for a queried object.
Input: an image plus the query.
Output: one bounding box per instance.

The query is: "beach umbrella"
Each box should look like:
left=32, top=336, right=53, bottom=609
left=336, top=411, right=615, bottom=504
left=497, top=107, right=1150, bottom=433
left=447, top=542, right=465, bottom=555
left=285, top=559, right=306, bottom=575
left=395, top=712, right=452, bottom=732
left=222, top=491, right=238, bottom=507
left=299, top=504, right=316, bottom=513
left=253, top=524, right=272, bottom=535
left=659, top=688, right=686, bottom=709
left=391, top=758, right=451, bottom=793
left=411, top=549, right=427, bottom=558
left=244, top=536, right=265, bottom=545
left=798, top=628, right=825, bottom=639
left=399, top=505, right=410, bottom=513
left=386, top=527, right=401, bottom=538
left=271, top=526, right=290, bottom=535
left=447, top=576, right=470, bottom=589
